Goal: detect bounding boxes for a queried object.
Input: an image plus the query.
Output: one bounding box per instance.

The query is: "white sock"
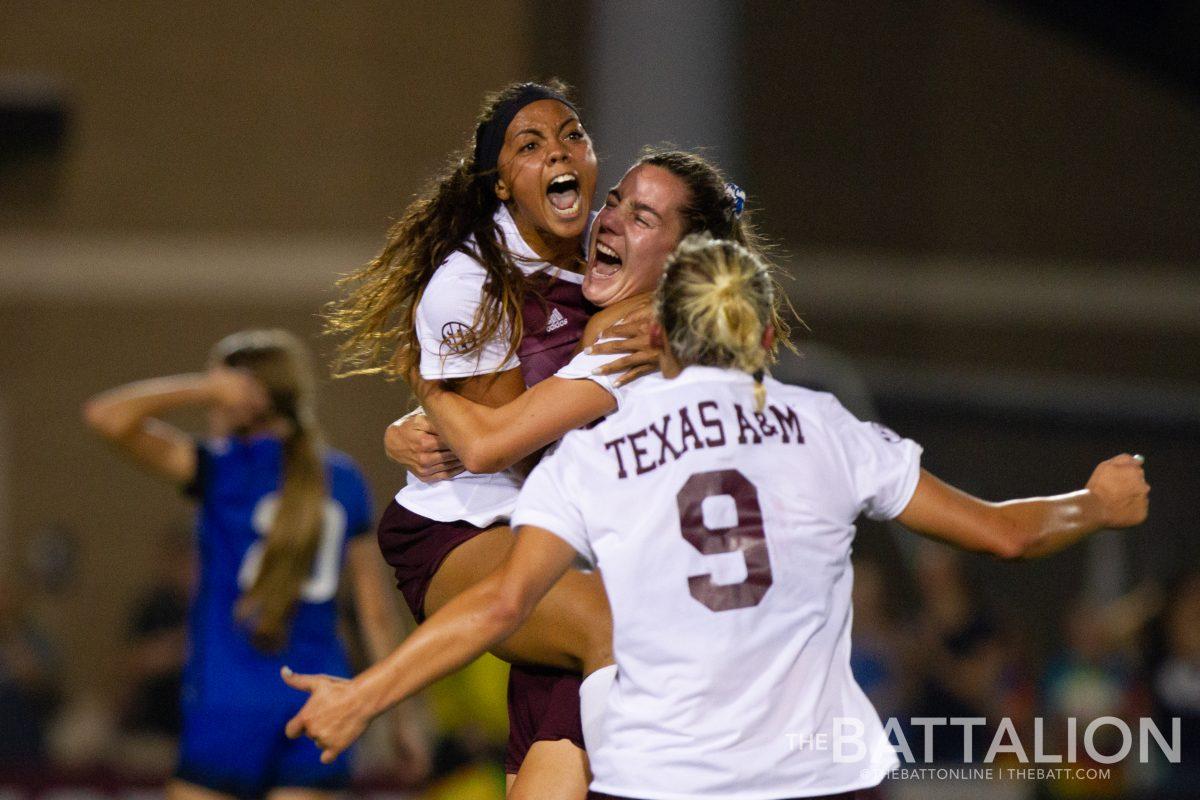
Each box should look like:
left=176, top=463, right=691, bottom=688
left=579, top=663, right=617, bottom=753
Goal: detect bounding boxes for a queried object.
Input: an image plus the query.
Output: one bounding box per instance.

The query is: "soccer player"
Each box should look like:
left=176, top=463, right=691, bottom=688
left=84, top=330, right=428, bottom=800
left=325, top=80, right=605, bottom=798
left=286, top=237, right=1149, bottom=799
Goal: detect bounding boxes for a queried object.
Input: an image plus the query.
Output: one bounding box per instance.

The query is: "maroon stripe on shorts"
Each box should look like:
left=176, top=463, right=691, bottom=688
left=375, top=499, right=486, bottom=621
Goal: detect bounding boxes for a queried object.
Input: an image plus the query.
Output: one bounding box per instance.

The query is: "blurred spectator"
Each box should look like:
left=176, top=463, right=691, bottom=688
left=909, top=544, right=1033, bottom=765
left=1145, top=570, right=1200, bottom=799
left=0, top=576, right=62, bottom=772
left=851, top=556, right=917, bottom=722
left=1042, top=593, right=1152, bottom=799
left=119, top=526, right=193, bottom=739
left=110, top=525, right=195, bottom=777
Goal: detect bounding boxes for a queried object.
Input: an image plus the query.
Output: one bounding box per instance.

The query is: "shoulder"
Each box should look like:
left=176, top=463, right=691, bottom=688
left=198, top=435, right=260, bottom=465
left=577, top=373, right=669, bottom=430
left=322, top=447, right=368, bottom=488
left=580, top=304, right=625, bottom=340
left=546, top=423, right=602, bottom=466
left=763, top=377, right=843, bottom=414
left=321, top=446, right=360, bottom=473
left=425, top=248, right=489, bottom=291
left=579, top=295, right=645, bottom=342
left=321, top=448, right=373, bottom=524
left=416, top=250, right=493, bottom=330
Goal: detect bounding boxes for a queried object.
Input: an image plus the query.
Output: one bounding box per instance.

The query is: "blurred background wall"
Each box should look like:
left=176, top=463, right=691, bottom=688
left=1, top=0, right=1198, bottom=790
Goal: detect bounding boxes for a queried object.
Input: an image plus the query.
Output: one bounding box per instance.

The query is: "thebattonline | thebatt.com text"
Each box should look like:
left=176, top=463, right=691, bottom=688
left=785, top=716, right=1182, bottom=764
left=882, top=767, right=1114, bottom=782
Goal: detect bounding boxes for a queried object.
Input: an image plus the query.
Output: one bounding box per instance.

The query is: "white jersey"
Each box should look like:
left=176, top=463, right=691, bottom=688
left=397, top=204, right=584, bottom=527
left=553, top=338, right=635, bottom=409
left=511, top=366, right=916, bottom=799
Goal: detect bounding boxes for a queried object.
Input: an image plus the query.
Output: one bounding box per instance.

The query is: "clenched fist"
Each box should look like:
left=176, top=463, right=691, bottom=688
left=1086, top=453, right=1150, bottom=529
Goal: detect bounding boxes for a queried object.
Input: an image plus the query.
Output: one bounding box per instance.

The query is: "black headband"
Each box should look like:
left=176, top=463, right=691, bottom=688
left=473, top=84, right=577, bottom=189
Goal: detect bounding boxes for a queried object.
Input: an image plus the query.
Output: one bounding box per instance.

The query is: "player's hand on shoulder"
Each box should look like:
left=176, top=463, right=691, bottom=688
left=384, top=412, right=464, bottom=481
left=588, top=302, right=661, bottom=387
left=1086, top=453, right=1150, bottom=529
left=281, top=666, right=371, bottom=764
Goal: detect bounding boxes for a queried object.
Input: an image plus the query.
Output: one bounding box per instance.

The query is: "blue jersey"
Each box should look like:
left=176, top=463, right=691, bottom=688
left=183, top=435, right=372, bottom=708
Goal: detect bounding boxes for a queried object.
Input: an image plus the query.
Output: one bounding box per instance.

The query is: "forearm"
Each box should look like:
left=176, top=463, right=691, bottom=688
left=421, top=378, right=615, bottom=473
left=898, top=469, right=1137, bottom=561
left=353, top=574, right=524, bottom=719
left=84, top=374, right=213, bottom=440
left=990, top=489, right=1107, bottom=559
left=420, top=386, right=522, bottom=470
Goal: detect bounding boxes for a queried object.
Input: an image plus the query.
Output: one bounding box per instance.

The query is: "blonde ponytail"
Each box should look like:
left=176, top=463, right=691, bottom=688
left=656, top=236, right=789, bottom=411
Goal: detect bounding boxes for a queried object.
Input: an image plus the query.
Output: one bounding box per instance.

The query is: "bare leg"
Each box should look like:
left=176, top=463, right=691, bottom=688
left=266, top=789, right=340, bottom=800
left=427, top=525, right=608, bottom=800
left=507, top=740, right=589, bottom=800
left=425, top=525, right=613, bottom=675
left=166, top=780, right=239, bottom=800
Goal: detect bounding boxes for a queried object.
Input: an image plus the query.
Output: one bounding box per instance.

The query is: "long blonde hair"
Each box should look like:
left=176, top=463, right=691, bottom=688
left=211, top=329, right=326, bottom=651
left=656, top=236, right=790, bottom=411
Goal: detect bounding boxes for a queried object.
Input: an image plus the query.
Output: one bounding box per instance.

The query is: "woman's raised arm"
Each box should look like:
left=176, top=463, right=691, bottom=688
left=82, top=368, right=268, bottom=485
left=282, top=526, right=579, bottom=764
left=896, top=454, right=1149, bottom=560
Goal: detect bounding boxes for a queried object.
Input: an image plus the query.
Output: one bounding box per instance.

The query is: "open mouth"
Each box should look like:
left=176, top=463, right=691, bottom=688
left=546, top=173, right=581, bottom=217
left=590, top=240, right=623, bottom=277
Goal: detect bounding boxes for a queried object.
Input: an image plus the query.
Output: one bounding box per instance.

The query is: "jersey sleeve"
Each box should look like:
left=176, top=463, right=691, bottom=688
left=415, top=252, right=520, bottom=379
left=339, top=460, right=375, bottom=538
left=182, top=439, right=216, bottom=500
left=510, top=440, right=595, bottom=565
left=822, top=395, right=923, bottom=521
left=553, top=341, right=633, bottom=410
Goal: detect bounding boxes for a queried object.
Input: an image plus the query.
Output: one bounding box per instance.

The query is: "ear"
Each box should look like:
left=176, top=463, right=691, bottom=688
left=761, top=323, right=775, bottom=351
left=494, top=176, right=511, bottom=203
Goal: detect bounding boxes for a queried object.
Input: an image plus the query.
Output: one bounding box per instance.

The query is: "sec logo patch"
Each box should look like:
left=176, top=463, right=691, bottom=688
left=440, top=321, right=477, bottom=355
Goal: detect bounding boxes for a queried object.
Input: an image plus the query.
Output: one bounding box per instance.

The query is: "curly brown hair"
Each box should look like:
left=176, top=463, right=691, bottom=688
left=325, top=79, right=577, bottom=379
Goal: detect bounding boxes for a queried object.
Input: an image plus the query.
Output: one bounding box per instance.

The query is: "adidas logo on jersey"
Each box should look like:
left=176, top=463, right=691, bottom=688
left=545, top=307, right=568, bottom=333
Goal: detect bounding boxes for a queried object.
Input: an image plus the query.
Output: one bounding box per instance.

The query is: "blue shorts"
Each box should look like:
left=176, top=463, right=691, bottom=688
left=175, top=697, right=352, bottom=798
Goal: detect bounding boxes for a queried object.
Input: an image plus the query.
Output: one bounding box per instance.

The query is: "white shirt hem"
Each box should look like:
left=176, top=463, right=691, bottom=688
left=588, top=769, right=890, bottom=800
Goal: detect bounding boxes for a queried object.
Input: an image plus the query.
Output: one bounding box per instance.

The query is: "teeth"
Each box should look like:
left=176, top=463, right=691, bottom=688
left=549, top=174, right=576, bottom=189
left=596, top=242, right=619, bottom=260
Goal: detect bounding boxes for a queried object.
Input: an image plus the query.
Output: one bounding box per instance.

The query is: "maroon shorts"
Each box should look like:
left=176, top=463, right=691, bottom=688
left=504, top=665, right=586, bottom=774
left=588, top=787, right=884, bottom=800
left=375, top=500, right=585, bottom=772
left=376, top=499, right=486, bottom=622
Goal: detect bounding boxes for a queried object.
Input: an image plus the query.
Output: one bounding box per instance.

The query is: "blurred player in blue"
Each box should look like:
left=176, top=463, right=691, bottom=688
left=85, top=329, right=428, bottom=800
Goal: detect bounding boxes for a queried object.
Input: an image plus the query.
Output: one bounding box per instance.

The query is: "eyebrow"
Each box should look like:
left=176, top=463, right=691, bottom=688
left=607, top=189, right=663, bottom=221
left=512, top=115, right=580, bottom=141
left=633, top=202, right=663, bottom=221
left=511, top=128, right=547, bottom=140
